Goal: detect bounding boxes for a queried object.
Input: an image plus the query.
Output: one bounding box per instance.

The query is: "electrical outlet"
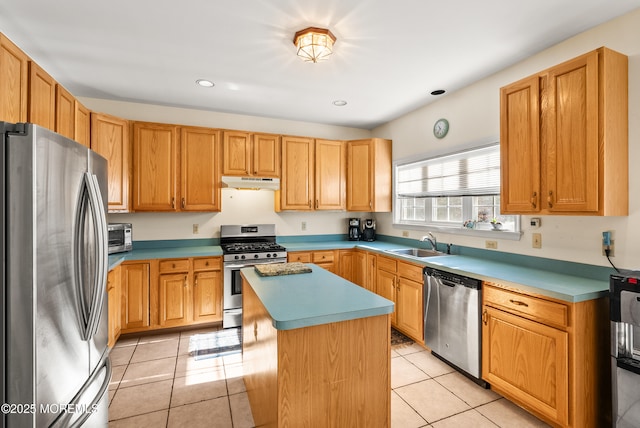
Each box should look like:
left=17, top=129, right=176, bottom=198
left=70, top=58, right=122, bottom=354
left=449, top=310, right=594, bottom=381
left=402, top=231, right=409, bottom=237
left=532, top=233, right=542, bottom=248
left=193, top=224, right=199, bottom=234
left=485, top=240, right=498, bottom=249
left=301, top=221, right=307, bottom=231
left=603, top=231, right=615, bottom=256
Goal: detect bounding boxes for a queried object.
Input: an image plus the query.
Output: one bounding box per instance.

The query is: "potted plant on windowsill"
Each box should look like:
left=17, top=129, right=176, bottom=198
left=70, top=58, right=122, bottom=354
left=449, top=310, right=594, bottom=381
left=490, top=218, right=503, bottom=230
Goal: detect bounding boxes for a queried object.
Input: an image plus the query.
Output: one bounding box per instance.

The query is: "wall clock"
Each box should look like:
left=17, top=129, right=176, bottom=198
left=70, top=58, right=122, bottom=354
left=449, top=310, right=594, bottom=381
left=433, top=118, right=449, bottom=139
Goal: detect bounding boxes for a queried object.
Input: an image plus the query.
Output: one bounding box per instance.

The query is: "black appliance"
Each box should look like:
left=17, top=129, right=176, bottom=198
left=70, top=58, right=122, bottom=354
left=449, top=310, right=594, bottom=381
left=348, top=218, right=361, bottom=241
left=610, top=273, right=640, bottom=427
left=362, top=219, right=376, bottom=241
left=220, top=224, right=287, bottom=328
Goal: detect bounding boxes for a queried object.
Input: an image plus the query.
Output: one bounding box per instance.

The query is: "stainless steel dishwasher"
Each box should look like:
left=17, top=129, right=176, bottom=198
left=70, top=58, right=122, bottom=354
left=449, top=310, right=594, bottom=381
left=424, top=266, right=486, bottom=386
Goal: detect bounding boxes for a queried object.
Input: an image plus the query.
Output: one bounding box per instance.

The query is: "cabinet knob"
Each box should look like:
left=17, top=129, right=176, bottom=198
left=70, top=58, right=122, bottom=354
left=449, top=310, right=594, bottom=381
left=205, top=261, right=209, bottom=266
left=509, top=299, right=529, bottom=307
left=181, top=198, right=186, bottom=209
left=482, top=309, right=488, bottom=325
left=184, top=275, right=188, bottom=287
left=531, top=191, right=537, bottom=208
left=547, top=191, right=553, bottom=208
left=171, top=197, right=175, bottom=209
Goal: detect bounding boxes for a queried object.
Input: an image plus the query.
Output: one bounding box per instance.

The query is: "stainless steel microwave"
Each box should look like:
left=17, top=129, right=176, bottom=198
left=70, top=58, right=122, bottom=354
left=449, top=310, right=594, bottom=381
left=108, top=223, right=132, bottom=254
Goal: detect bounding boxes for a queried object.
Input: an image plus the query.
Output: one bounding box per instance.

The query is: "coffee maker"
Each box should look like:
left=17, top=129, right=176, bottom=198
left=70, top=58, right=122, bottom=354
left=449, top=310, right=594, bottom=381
left=362, top=219, right=376, bottom=241
left=348, top=218, right=361, bottom=241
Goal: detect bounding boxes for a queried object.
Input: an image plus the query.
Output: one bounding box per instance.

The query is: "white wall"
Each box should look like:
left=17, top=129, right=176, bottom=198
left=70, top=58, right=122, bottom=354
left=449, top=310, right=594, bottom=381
left=81, top=97, right=373, bottom=239
left=372, top=8, right=640, bottom=270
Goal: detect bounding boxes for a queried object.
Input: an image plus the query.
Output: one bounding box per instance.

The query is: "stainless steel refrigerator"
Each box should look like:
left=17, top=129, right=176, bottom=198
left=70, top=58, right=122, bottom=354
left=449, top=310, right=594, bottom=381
left=1, top=122, right=111, bottom=427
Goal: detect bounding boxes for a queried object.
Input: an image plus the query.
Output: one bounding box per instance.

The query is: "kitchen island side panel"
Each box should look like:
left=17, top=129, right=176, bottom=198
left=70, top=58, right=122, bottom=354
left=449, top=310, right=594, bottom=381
left=242, top=277, right=391, bottom=427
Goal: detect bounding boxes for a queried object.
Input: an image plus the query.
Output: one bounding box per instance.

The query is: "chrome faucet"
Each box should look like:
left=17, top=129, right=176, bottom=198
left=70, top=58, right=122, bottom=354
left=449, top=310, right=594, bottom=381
left=420, top=232, right=437, bottom=251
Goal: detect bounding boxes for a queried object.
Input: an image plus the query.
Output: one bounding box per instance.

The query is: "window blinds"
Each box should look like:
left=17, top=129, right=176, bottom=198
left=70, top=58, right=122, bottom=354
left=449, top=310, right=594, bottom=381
left=396, top=144, right=500, bottom=197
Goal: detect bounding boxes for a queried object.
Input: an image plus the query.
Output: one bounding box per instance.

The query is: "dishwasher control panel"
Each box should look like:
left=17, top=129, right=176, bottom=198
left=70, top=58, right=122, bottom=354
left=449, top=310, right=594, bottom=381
left=424, top=267, right=481, bottom=289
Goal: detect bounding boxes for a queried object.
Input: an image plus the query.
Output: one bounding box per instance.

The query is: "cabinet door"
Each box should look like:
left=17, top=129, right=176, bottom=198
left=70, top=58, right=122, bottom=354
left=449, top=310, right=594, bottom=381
left=121, top=263, right=150, bottom=330
left=28, top=61, right=56, bottom=130
left=396, top=277, right=423, bottom=341
left=0, top=33, right=28, bottom=123
left=159, top=273, right=190, bottom=327
left=546, top=51, right=599, bottom=213
left=223, top=131, right=251, bottom=176
left=338, top=250, right=354, bottom=282
left=55, top=84, right=75, bottom=140
left=347, top=138, right=392, bottom=212
left=193, top=270, right=222, bottom=323
left=253, top=133, right=280, bottom=177
left=132, top=122, right=178, bottom=211
left=366, top=253, right=377, bottom=293
left=280, top=136, right=314, bottom=210
left=352, top=251, right=367, bottom=288
left=500, top=75, right=541, bottom=213
left=482, top=306, right=569, bottom=426
left=91, top=113, right=130, bottom=211
left=315, top=139, right=345, bottom=210
left=376, top=269, right=397, bottom=324
left=107, top=267, right=121, bottom=348
left=74, top=100, right=91, bottom=148
left=181, top=126, right=220, bottom=211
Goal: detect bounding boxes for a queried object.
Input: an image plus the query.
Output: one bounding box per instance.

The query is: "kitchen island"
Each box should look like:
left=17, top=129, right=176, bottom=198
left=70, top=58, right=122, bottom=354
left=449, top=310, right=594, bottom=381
left=240, top=264, right=394, bottom=427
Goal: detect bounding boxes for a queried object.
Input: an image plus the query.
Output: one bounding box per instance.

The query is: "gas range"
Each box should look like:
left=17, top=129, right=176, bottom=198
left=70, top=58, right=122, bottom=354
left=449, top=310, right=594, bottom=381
left=220, top=224, right=287, bottom=262
left=220, top=224, right=287, bottom=329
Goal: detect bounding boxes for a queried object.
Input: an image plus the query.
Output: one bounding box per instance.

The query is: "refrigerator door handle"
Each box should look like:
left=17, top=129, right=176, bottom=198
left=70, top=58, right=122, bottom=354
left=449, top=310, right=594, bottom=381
left=50, top=353, right=112, bottom=428
left=85, top=172, right=108, bottom=339
left=74, top=172, right=108, bottom=340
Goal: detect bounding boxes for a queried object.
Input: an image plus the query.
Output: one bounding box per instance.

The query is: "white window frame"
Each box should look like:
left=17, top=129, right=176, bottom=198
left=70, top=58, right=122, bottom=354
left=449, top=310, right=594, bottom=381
left=393, top=144, right=522, bottom=241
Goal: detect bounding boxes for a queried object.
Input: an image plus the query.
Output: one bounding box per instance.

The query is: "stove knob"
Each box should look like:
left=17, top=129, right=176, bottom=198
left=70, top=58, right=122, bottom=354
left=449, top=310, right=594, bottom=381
left=272, top=253, right=277, bottom=258
left=266, top=253, right=271, bottom=258
left=254, top=254, right=259, bottom=259
left=234, top=255, right=240, bottom=260
left=241, top=255, right=245, bottom=260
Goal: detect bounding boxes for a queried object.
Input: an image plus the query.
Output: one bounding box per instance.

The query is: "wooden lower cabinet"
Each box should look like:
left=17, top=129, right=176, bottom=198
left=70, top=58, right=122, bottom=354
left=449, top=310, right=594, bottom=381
left=482, top=283, right=610, bottom=427
left=107, top=266, right=122, bottom=348
left=288, top=250, right=337, bottom=274
left=121, top=262, right=150, bottom=331
left=242, top=282, right=391, bottom=427
left=375, top=256, right=424, bottom=344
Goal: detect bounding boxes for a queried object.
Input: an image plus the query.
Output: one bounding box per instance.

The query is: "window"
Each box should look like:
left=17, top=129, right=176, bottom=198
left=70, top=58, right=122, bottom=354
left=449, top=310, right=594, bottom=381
left=394, top=144, right=519, bottom=233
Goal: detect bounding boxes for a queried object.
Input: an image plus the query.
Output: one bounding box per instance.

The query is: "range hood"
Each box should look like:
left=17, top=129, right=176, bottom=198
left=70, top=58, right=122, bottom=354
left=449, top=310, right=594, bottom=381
left=221, top=176, right=280, bottom=190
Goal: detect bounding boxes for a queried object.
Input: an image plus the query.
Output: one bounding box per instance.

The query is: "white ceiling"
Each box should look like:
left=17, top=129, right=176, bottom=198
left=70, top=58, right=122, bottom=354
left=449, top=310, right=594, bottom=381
left=1, top=1, right=639, bottom=130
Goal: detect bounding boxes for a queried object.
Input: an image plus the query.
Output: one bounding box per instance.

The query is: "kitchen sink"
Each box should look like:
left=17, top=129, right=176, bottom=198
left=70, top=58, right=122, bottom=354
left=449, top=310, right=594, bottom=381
left=385, top=248, right=446, bottom=258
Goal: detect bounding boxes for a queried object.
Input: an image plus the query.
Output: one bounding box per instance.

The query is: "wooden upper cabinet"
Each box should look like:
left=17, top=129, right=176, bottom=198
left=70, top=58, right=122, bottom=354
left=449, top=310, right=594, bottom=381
left=500, top=47, right=628, bottom=216
left=181, top=126, right=221, bottom=211
left=223, top=131, right=251, bottom=175
left=55, top=84, right=75, bottom=140
left=500, top=75, right=541, bottom=213
left=0, top=33, right=29, bottom=123
left=28, top=61, right=56, bottom=130
left=91, top=112, right=130, bottom=211
left=74, top=100, right=91, bottom=148
left=222, top=131, right=280, bottom=177
left=315, top=139, right=345, bottom=210
left=253, top=133, right=280, bottom=177
left=346, top=138, right=392, bottom=212
left=279, top=136, right=314, bottom=210
left=132, top=121, right=178, bottom=211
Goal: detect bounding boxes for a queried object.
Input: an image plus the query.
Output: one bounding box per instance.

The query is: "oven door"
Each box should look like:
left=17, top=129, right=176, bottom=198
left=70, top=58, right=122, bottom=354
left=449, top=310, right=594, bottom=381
left=223, top=259, right=286, bottom=328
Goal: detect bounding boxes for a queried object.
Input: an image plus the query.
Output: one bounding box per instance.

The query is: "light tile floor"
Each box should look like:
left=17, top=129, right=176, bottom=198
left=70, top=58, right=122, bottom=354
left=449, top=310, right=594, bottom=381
left=108, top=326, right=551, bottom=427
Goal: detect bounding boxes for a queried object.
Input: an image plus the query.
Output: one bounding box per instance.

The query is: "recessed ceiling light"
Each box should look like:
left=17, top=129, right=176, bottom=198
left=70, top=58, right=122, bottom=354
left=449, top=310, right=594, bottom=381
left=333, top=100, right=347, bottom=106
left=196, top=79, right=215, bottom=88
left=430, top=89, right=445, bottom=96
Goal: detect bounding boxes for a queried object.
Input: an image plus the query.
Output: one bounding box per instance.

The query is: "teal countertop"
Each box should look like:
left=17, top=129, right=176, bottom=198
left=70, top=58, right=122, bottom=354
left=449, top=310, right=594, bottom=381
left=241, top=264, right=394, bottom=330
left=108, top=237, right=612, bottom=303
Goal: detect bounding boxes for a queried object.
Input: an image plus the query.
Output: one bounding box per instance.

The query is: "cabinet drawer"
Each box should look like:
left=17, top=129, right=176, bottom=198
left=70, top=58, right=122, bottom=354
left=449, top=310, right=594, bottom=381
left=312, top=251, right=334, bottom=263
left=289, top=252, right=311, bottom=263
left=193, top=257, right=220, bottom=271
left=398, top=261, right=423, bottom=283
left=484, top=284, right=568, bottom=328
left=159, top=259, right=190, bottom=273
left=377, top=256, right=397, bottom=273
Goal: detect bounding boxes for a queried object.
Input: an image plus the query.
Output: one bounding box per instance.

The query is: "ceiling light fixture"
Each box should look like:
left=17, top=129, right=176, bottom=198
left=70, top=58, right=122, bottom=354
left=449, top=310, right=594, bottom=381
left=293, top=27, right=336, bottom=63
left=332, top=100, right=347, bottom=106
left=430, top=89, right=446, bottom=96
left=196, top=79, right=214, bottom=87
